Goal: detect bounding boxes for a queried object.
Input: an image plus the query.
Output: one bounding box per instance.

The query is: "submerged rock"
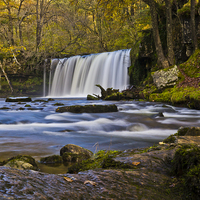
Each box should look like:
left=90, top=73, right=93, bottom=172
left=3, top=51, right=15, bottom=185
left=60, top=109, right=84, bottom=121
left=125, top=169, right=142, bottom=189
left=56, top=104, right=118, bottom=113
left=3, top=155, right=38, bottom=170
left=6, top=97, right=32, bottom=102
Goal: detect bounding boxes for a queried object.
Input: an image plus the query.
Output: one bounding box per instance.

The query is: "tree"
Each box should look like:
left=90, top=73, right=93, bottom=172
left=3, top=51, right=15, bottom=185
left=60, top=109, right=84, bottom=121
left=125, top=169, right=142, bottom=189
left=165, top=0, right=174, bottom=65
left=191, top=0, right=198, bottom=51
left=143, top=0, right=169, bottom=68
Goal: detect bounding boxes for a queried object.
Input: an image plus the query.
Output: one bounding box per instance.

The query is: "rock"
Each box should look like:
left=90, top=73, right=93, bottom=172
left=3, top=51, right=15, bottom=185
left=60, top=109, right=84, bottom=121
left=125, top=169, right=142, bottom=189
left=3, top=155, right=38, bottom=170
left=176, top=127, right=200, bottom=136
left=40, top=155, right=63, bottom=164
left=87, top=94, right=99, bottom=100
left=48, top=98, right=55, bottom=101
left=53, top=103, right=64, bottom=106
left=152, top=65, right=179, bottom=89
left=62, top=152, right=88, bottom=163
left=56, top=104, right=118, bottom=113
left=0, top=107, right=11, bottom=110
left=6, top=97, right=32, bottom=102
left=60, top=144, right=93, bottom=163
left=104, top=92, right=124, bottom=100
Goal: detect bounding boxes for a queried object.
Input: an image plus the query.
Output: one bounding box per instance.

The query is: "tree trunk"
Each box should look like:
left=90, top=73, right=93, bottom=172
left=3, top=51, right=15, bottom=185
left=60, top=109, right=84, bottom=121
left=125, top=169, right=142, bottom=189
left=165, top=0, right=174, bottom=65
left=149, top=0, right=169, bottom=68
left=0, top=62, right=13, bottom=93
left=191, top=0, right=198, bottom=51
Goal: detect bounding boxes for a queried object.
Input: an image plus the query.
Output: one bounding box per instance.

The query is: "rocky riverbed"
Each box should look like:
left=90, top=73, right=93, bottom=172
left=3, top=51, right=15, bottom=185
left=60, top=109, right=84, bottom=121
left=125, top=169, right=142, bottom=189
left=0, top=128, right=199, bottom=200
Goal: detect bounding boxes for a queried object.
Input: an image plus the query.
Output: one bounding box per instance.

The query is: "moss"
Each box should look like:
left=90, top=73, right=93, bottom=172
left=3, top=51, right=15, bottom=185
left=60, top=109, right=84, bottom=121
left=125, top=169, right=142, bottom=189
left=87, top=94, right=99, bottom=100
left=4, top=155, right=38, bottom=170
left=67, top=150, right=130, bottom=173
left=174, top=127, right=190, bottom=136
left=171, top=144, right=200, bottom=198
left=40, top=155, right=63, bottom=164
left=163, top=135, right=176, bottom=143
left=179, top=49, right=200, bottom=78
left=104, top=92, right=124, bottom=101
left=171, top=144, right=200, bottom=176
left=25, top=104, right=31, bottom=107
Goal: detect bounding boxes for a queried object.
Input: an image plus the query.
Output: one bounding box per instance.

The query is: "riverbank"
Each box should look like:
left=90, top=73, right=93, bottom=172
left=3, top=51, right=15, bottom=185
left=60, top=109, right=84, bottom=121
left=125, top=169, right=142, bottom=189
left=0, top=127, right=199, bottom=199
left=140, top=49, right=200, bottom=109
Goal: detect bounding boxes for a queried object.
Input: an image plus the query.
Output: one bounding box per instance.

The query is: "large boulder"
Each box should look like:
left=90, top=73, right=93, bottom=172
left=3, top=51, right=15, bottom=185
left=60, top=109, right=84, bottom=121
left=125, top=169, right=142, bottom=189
left=56, top=104, right=118, bottom=113
left=3, top=155, right=38, bottom=170
left=60, top=144, right=93, bottom=163
left=152, top=65, right=179, bottom=89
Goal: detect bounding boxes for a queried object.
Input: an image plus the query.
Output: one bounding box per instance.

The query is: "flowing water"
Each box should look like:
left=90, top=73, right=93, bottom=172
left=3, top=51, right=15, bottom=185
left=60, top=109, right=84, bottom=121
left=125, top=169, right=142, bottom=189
left=49, top=49, right=131, bottom=96
left=1, top=49, right=200, bottom=173
left=0, top=98, right=200, bottom=166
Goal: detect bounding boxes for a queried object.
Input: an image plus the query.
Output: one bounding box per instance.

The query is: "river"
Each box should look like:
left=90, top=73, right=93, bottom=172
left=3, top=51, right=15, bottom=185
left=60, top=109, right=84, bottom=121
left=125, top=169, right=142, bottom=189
left=0, top=97, right=200, bottom=165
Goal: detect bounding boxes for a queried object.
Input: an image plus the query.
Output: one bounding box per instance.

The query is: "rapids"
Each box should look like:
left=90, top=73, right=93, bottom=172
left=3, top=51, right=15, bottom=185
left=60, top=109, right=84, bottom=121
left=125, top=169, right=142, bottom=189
left=0, top=98, right=200, bottom=166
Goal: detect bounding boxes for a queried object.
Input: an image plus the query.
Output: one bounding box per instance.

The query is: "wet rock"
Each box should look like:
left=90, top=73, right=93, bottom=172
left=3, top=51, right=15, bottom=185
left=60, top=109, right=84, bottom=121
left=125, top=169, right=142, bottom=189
left=56, top=104, right=118, bottom=113
left=176, top=127, right=200, bottom=136
left=3, top=155, right=38, bottom=170
left=32, top=99, right=48, bottom=103
left=104, top=92, right=124, bottom=100
left=6, top=97, right=32, bottom=102
left=60, top=144, right=92, bottom=157
left=53, top=103, right=64, bottom=106
left=40, top=155, right=63, bottom=164
left=152, top=65, right=179, bottom=89
left=0, top=107, right=11, bottom=110
left=87, top=94, right=100, bottom=100
left=62, top=152, right=88, bottom=163
left=48, top=98, right=55, bottom=101
left=60, top=144, right=93, bottom=164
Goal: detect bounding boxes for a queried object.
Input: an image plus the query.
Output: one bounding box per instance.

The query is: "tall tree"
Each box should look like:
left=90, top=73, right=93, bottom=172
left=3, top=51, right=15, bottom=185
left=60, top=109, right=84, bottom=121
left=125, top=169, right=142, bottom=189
left=191, top=0, right=198, bottom=51
left=144, top=0, right=169, bottom=68
left=165, top=0, right=174, bottom=65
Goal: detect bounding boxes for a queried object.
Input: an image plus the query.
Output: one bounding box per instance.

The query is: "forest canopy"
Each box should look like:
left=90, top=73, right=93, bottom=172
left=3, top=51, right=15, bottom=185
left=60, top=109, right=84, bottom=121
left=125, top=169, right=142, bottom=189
left=0, top=0, right=199, bottom=72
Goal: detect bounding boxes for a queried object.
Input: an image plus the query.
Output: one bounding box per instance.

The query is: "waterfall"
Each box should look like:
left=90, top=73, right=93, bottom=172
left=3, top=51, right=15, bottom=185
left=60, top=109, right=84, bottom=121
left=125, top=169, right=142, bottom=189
left=48, top=49, right=131, bottom=97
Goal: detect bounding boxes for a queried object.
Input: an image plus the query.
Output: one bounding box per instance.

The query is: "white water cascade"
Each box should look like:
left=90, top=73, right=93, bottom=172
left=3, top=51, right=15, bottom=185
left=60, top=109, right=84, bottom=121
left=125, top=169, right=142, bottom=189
left=48, top=49, right=131, bottom=97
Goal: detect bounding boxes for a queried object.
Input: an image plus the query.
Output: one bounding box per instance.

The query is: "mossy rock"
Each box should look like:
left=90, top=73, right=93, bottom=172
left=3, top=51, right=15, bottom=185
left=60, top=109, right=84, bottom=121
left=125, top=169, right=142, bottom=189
left=67, top=150, right=130, bottom=174
left=5, top=97, right=32, bottom=102
left=40, top=155, right=63, bottom=164
left=32, top=99, right=48, bottom=103
left=0, top=107, right=11, bottom=110
left=171, top=144, right=200, bottom=197
left=62, top=152, right=89, bottom=163
left=48, top=98, right=55, bottom=101
left=104, top=92, right=124, bottom=101
left=25, top=104, right=31, bottom=107
left=175, top=127, right=200, bottom=136
left=3, top=155, right=38, bottom=170
left=53, top=103, right=64, bottom=106
left=87, top=94, right=100, bottom=100
left=56, top=104, right=118, bottom=113
left=163, top=135, right=176, bottom=143
left=60, top=144, right=93, bottom=158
